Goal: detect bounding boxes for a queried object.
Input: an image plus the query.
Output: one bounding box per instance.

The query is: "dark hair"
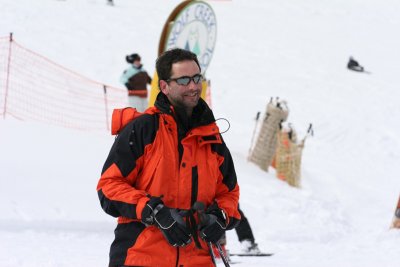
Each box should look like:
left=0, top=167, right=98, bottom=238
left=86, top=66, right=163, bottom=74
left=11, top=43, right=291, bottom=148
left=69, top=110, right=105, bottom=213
left=126, top=53, right=141, bottom=64
left=156, top=48, right=201, bottom=85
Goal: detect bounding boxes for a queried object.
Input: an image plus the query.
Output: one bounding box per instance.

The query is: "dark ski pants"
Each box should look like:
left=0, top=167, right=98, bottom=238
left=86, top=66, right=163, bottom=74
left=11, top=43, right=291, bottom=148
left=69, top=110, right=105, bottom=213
left=235, top=206, right=255, bottom=242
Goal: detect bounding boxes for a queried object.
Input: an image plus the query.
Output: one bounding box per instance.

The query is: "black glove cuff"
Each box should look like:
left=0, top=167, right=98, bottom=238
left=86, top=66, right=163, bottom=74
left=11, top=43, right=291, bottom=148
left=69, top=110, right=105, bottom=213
left=141, top=196, right=164, bottom=225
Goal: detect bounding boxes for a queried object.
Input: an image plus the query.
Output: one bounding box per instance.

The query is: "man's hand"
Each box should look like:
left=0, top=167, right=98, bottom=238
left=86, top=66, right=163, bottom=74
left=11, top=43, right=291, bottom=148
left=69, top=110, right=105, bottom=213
left=199, top=208, right=227, bottom=244
left=142, top=196, right=192, bottom=247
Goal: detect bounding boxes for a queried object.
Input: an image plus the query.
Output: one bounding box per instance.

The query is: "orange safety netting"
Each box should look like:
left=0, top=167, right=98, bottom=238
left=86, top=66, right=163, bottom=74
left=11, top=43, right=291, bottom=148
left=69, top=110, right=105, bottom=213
left=0, top=35, right=128, bottom=132
left=273, top=128, right=304, bottom=188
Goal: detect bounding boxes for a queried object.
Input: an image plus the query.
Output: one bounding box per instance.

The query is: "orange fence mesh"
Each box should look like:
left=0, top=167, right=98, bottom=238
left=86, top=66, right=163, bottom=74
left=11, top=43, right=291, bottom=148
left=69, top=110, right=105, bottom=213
left=0, top=35, right=128, bottom=132
left=273, top=128, right=304, bottom=188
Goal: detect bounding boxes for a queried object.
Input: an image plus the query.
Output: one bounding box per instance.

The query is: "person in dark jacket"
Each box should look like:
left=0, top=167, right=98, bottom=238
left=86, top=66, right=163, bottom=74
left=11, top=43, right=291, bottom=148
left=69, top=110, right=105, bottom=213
left=120, top=53, right=152, bottom=111
left=235, top=207, right=261, bottom=253
left=98, top=48, right=241, bottom=267
left=347, top=56, right=364, bottom=72
left=217, top=206, right=261, bottom=257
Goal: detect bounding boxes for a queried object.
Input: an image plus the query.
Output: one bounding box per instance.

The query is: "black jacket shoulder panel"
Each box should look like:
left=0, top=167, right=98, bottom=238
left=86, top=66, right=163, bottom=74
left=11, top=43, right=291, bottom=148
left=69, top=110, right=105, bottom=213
left=211, top=135, right=238, bottom=192
left=101, top=113, right=159, bottom=177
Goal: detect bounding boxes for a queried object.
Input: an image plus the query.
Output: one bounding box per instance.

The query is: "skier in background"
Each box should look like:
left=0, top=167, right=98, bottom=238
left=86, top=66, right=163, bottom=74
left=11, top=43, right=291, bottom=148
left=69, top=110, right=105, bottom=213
left=217, top=206, right=261, bottom=258
left=347, top=56, right=364, bottom=72
left=235, top=207, right=261, bottom=254
left=120, top=53, right=152, bottom=112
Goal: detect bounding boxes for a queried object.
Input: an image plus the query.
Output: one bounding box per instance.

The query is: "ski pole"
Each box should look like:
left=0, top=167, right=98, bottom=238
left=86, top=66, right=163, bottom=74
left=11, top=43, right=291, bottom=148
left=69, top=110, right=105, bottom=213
left=247, top=111, right=261, bottom=160
left=215, top=241, right=231, bottom=267
left=207, top=242, right=217, bottom=266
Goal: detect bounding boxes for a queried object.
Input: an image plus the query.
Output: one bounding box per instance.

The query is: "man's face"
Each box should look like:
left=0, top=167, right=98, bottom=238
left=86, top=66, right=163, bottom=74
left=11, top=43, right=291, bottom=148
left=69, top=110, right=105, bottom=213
left=160, top=60, right=202, bottom=114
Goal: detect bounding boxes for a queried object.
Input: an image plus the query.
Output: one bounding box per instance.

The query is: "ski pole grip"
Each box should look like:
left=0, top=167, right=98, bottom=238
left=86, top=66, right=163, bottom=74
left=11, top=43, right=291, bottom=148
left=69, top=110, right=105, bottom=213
left=198, top=211, right=209, bottom=226
left=192, top=201, right=208, bottom=226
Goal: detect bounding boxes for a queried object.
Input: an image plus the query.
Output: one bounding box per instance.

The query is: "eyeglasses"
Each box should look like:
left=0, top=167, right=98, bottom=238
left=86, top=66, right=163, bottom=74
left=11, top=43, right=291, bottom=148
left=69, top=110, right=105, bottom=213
left=167, top=74, right=203, bottom=86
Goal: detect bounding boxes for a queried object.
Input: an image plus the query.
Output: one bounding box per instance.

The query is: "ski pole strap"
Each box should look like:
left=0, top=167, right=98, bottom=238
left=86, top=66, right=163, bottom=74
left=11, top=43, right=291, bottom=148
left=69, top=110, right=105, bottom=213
left=180, top=208, right=203, bottom=249
left=188, top=210, right=203, bottom=249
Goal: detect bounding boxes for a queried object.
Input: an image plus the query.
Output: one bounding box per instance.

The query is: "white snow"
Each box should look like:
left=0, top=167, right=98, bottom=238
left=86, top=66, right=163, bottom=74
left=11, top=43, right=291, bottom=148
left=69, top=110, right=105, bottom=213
left=1, top=0, right=400, bottom=266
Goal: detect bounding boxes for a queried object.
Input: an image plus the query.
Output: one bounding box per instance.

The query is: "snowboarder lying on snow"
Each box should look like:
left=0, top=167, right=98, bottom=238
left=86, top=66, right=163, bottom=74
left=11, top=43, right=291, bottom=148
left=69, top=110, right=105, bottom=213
left=347, top=56, right=364, bottom=72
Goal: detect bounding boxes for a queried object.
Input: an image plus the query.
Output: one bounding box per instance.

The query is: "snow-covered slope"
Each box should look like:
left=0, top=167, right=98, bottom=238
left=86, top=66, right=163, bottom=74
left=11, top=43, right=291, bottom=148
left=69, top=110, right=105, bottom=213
left=1, top=0, right=399, bottom=266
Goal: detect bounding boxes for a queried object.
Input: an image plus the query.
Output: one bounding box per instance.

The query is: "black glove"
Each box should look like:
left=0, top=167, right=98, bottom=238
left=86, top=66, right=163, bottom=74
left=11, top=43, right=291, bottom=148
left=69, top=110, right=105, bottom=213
left=142, top=196, right=192, bottom=247
left=199, top=206, right=227, bottom=244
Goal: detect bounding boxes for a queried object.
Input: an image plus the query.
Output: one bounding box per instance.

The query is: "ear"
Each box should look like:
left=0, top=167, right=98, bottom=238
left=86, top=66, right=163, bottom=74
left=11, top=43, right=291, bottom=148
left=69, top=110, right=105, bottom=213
left=159, top=80, right=169, bottom=95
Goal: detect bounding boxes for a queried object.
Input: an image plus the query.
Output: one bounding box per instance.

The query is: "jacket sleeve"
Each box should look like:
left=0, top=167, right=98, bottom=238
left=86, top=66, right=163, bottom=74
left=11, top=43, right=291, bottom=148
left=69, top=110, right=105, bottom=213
left=212, top=138, right=241, bottom=230
left=96, top=116, right=156, bottom=220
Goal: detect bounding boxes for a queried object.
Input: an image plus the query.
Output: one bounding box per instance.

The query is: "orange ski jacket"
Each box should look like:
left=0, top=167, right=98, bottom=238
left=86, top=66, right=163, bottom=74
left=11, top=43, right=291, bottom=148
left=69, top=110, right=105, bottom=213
left=97, top=93, right=240, bottom=267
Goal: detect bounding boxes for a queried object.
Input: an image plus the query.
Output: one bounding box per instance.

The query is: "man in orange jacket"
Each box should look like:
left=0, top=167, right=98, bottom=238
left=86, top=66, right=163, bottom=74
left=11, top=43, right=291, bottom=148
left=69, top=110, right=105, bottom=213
left=97, top=48, right=241, bottom=267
